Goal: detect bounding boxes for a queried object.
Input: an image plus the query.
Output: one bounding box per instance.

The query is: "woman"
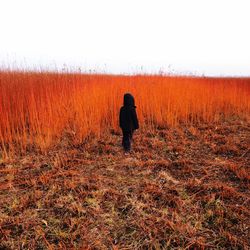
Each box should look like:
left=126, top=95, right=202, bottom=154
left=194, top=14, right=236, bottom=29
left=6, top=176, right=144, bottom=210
left=119, top=93, right=139, bottom=152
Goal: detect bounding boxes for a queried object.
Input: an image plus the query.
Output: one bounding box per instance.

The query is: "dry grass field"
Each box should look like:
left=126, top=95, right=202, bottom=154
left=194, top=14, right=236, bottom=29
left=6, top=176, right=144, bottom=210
left=0, top=71, right=249, bottom=249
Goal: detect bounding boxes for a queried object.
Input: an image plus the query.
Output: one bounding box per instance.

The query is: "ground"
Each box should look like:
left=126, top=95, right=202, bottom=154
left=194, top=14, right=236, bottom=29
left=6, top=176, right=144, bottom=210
left=0, top=119, right=249, bottom=249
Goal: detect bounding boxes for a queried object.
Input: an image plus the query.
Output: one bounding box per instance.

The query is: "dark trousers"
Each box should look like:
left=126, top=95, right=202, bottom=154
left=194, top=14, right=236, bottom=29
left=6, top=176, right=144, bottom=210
left=122, top=130, right=133, bottom=152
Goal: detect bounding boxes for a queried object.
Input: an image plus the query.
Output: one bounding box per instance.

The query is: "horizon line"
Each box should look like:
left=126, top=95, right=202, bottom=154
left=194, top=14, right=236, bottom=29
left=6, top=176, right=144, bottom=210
left=1, top=67, right=250, bottom=79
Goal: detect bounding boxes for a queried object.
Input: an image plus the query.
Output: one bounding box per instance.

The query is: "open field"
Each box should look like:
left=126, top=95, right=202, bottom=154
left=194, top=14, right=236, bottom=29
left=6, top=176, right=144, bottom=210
left=0, top=119, right=249, bottom=249
left=0, top=72, right=250, bottom=249
left=1, top=71, right=249, bottom=157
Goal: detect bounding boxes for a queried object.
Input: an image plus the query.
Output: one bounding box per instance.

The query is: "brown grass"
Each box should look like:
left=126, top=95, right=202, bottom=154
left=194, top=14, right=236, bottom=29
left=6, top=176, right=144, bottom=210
left=0, top=119, right=249, bottom=249
left=0, top=71, right=249, bottom=249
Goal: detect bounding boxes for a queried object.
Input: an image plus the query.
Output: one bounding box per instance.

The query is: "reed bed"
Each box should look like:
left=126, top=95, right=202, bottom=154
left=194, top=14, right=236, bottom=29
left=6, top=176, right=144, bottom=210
left=0, top=71, right=249, bottom=157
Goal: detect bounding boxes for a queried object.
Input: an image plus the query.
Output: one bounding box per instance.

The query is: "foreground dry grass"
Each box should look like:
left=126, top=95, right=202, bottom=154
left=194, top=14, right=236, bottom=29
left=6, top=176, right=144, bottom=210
left=0, top=118, right=249, bottom=249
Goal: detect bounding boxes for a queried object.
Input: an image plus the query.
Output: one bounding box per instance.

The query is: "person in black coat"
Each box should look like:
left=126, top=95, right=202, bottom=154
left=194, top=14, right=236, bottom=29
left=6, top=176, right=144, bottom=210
left=119, top=93, right=139, bottom=152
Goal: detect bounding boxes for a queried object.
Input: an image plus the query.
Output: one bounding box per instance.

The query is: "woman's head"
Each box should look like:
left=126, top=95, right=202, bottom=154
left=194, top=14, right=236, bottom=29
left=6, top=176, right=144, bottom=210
left=123, top=93, right=135, bottom=107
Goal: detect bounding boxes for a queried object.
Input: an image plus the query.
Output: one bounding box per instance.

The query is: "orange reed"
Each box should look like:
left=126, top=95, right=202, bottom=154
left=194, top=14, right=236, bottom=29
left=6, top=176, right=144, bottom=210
left=0, top=71, right=249, bottom=157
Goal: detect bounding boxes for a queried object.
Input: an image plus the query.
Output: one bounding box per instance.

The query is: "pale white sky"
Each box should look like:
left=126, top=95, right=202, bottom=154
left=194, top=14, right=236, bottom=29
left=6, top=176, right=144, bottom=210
left=0, top=0, right=249, bottom=76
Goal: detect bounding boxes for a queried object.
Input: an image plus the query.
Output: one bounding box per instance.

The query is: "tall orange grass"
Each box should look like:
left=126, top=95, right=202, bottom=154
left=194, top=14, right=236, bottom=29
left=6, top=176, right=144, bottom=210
left=0, top=71, right=249, bottom=157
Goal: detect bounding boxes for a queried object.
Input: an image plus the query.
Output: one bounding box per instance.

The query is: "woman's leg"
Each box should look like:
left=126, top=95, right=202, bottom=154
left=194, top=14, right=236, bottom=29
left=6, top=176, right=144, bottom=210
left=122, top=130, right=131, bottom=152
left=130, top=130, right=134, bottom=140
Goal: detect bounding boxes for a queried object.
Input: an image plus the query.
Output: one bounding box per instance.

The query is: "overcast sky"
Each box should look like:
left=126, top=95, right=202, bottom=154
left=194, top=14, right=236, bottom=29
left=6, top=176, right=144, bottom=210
left=0, top=0, right=249, bottom=76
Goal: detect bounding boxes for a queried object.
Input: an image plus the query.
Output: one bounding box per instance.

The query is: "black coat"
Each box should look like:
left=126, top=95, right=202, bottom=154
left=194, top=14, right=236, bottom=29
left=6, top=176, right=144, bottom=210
left=119, top=93, right=139, bottom=132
